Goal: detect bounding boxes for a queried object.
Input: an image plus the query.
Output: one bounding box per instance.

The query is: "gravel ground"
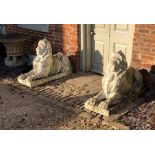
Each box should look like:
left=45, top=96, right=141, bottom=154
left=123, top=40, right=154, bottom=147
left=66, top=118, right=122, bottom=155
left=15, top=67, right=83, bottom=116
left=120, top=95, right=155, bottom=130
left=58, top=117, right=114, bottom=130
left=0, top=83, right=72, bottom=129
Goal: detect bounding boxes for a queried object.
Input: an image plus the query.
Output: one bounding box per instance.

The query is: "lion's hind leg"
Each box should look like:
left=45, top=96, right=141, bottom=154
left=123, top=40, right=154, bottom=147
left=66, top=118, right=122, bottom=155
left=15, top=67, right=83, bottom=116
left=61, top=56, right=72, bottom=75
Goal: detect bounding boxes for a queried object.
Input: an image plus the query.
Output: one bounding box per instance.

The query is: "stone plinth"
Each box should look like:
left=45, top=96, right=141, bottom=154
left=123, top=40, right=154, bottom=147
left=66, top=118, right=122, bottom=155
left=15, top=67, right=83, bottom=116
left=18, top=73, right=70, bottom=88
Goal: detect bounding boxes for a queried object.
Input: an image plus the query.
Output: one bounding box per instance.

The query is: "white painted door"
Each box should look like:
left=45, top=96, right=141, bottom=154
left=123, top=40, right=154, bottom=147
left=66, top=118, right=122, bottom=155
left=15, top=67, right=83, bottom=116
left=91, top=24, right=110, bottom=74
left=109, top=24, right=135, bottom=67
left=91, top=24, right=135, bottom=75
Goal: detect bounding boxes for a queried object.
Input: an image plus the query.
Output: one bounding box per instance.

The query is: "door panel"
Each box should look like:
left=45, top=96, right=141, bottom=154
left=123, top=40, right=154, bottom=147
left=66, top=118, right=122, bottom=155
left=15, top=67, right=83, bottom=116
left=113, top=43, right=128, bottom=56
left=114, top=24, right=129, bottom=31
left=109, top=24, right=135, bottom=66
left=92, top=24, right=110, bottom=74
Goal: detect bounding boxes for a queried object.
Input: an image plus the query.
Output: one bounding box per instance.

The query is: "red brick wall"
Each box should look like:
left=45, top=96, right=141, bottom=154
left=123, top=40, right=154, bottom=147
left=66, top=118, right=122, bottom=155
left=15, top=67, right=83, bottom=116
left=5, top=24, right=80, bottom=72
left=132, top=24, right=155, bottom=71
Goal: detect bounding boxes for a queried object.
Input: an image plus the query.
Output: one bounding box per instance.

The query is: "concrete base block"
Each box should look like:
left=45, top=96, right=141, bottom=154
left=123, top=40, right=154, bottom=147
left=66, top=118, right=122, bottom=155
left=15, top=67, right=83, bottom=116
left=85, top=97, right=145, bottom=117
left=17, top=73, right=69, bottom=88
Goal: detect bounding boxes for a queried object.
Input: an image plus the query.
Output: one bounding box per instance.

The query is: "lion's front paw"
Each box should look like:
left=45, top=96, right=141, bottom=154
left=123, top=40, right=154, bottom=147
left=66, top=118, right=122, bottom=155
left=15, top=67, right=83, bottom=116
left=85, top=97, right=97, bottom=107
left=18, top=74, right=26, bottom=80
left=98, top=101, right=109, bottom=110
left=25, top=76, right=33, bottom=82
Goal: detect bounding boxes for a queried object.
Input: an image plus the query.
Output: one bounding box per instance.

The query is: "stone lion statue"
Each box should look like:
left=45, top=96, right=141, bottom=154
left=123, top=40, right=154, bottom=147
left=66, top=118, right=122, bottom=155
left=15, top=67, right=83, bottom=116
left=85, top=50, right=143, bottom=116
left=18, top=38, right=72, bottom=84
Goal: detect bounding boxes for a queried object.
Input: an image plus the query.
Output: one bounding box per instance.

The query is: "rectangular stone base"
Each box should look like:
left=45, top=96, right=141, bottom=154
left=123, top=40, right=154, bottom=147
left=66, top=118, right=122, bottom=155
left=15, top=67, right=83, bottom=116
left=18, top=73, right=68, bottom=88
left=85, top=97, right=145, bottom=118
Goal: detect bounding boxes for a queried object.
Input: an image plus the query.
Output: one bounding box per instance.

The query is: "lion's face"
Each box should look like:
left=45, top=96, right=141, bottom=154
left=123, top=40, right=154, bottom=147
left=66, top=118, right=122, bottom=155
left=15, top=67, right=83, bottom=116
left=109, top=57, right=120, bottom=72
left=36, top=39, right=52, bottom=56
left=36, top=40, right=45, bottom=56
left=108, top=51, right=127, bottom=73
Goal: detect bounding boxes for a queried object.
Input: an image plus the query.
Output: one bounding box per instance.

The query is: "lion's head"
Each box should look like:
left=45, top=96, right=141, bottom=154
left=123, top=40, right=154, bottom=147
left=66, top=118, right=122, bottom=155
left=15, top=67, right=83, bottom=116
left=107, top=50, right=127, bottom=74
left=36, top=38, right=52, bottom=56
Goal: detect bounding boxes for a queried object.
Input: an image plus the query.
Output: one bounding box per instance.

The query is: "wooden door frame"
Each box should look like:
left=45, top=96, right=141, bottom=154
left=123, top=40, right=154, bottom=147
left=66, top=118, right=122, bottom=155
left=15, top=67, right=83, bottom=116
left=80, top=24, right=92, bottom=72
left=80, top=24, right=109, bottom=73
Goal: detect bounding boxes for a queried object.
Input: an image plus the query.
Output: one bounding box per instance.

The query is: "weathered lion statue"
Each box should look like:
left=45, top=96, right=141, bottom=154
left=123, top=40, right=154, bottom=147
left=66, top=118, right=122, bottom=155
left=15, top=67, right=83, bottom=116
left=85, top=50, right=143, bottom=116
left=18, top=38, right=72, bottom=87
